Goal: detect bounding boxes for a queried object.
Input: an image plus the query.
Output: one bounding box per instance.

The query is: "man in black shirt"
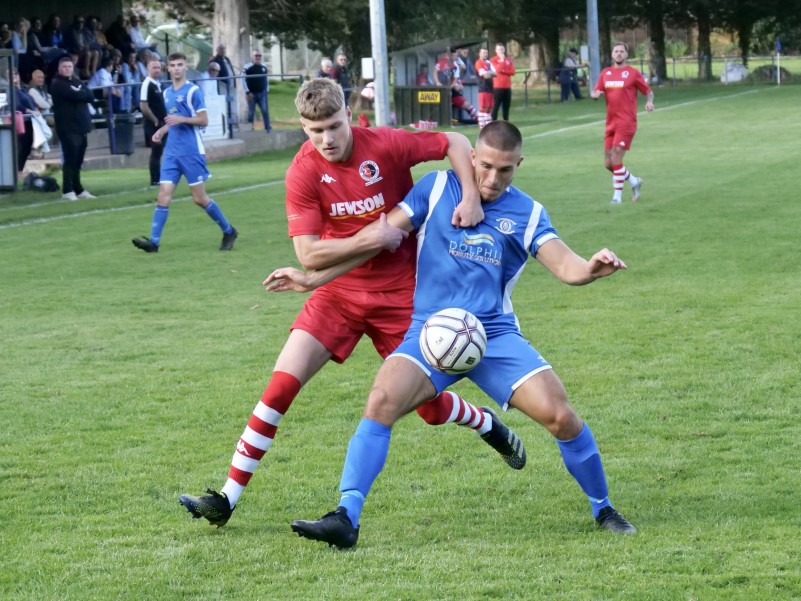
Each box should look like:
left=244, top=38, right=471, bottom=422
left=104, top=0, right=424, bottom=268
left=139, top=57, right=167, bottom=186
left=243, top=49, right=270, bottom=133
left=50, top=56, right=96, bottom=200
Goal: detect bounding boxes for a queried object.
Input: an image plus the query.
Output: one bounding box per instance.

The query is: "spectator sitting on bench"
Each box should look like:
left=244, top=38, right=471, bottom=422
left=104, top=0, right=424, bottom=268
left=89, top=56, right=122, bottom=111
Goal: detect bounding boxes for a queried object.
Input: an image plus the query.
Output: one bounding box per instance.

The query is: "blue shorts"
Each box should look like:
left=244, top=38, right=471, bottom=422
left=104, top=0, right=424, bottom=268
left=160, top=154, right=211, bottom=187
left=392, top=323, right=552, bottom=411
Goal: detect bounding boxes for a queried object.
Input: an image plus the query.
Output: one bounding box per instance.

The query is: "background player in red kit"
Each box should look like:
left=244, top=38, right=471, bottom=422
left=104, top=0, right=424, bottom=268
left=591, top=42, right=654, bottom=204
left=179, top=78, right=527, bottom=527
left=474, top=47, right=496, bottom=129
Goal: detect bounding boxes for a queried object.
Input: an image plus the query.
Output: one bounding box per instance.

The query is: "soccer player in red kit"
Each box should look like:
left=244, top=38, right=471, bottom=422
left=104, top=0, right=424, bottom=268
left=591, top=42, right=654, bottom=204
left=178, top=78, right=527, bottom=528
left=474, top=47, right=496, bottom=129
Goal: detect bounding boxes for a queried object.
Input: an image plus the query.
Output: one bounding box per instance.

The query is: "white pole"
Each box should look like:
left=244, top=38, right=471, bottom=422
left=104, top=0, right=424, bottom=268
left=776, top=52, right=781, bottom=86
left=369, top=0, right=390, bottom=126
left=586, top=0, right=600, bottom=88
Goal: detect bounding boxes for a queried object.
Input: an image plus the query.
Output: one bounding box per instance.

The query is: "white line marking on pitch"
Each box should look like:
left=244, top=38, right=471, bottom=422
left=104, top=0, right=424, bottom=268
left=0, top=180, right=285, bottom=231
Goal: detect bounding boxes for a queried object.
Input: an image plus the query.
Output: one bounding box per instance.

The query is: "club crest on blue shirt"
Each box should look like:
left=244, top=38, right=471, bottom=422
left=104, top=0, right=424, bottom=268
left=177, top=94, right=185, bottom=102
left=359, top=160, right=383, bottom=186
left=493, top=217, right=517, bottom=235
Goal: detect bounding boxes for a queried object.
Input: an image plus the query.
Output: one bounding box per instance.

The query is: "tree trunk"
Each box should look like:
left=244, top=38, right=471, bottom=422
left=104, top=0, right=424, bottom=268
left=696, top=5, right=713, bottom=81
left=214, top=0, right=251, bottom=122
left=737, top=21, right=752, bottom=67
left=648, top=13, right=668, bottom=82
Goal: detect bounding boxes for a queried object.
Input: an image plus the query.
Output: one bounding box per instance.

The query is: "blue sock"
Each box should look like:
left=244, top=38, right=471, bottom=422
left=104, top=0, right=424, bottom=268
left=204, top=199, right=232, bottom=234
left=556, top=423, right=611, bottom=518
left=150, top=205, right=169, bottom=245
left=338, top=418, right=392, bottom=528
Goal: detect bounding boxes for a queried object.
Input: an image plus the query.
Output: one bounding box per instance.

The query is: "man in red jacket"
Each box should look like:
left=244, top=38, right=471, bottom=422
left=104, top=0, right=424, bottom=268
left=490, top=43, right=515, bottom=121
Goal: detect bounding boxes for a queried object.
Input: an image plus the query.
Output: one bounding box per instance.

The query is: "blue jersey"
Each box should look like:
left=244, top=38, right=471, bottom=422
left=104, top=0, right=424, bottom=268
left=399, top=170, right=559, bottom=336
left=163, top=81, right=206, bottom=157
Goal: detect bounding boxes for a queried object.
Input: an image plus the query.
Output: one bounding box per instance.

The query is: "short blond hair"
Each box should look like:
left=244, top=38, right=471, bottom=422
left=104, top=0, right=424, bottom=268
left=295, top=78, right=345, bottom=120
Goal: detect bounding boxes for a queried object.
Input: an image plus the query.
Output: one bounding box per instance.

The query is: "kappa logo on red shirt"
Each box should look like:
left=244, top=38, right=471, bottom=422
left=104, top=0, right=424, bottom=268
left=320, top=173, right=336, bottom=184
left=359, top=160, right=384, bottom=186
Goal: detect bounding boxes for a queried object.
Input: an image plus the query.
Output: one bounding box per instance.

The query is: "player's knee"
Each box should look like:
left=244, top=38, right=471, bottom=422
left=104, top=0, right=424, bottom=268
left=363, top=386, right=405, bottom=426
left=547, top=405, right=583, bottom=439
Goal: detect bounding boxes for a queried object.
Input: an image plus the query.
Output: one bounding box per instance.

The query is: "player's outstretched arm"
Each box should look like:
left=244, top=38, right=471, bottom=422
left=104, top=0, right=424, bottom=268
left=272, top=212, right=414, bottom=291
left=292, top=211, right=410, bottom=271
left=536, top=239, right=627, bottom=285
left=444, top=132, right=483, bottom=227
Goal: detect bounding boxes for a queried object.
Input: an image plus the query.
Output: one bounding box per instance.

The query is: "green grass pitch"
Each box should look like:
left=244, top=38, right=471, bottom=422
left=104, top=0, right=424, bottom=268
left=2, top=83, right=800, bottom=600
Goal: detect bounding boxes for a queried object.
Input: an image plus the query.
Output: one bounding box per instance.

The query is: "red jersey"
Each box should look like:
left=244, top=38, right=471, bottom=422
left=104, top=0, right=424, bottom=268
left=285, top=127, right=449, bottom=292
left=474, top=58, right=494, bottom=93
left=594, top=65, right=651, bottom=128
left=490, top=55, right=515, bottom=89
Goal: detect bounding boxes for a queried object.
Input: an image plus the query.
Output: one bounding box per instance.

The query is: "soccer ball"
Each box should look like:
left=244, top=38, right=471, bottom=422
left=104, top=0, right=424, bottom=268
left=419, top=308, right=487, bottom=374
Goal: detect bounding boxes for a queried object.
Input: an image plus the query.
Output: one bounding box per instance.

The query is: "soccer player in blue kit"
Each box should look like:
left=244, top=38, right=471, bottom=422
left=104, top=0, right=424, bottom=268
left=266, top=120, right=637, bottom=547
left=132, top=53, right=238, bottom=253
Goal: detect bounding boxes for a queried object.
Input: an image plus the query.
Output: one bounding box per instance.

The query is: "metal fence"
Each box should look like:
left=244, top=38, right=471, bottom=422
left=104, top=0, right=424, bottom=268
left=518, top=55, right=800, bottom=105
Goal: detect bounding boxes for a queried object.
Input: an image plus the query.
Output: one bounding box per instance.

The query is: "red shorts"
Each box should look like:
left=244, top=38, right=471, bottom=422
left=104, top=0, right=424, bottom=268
left=478, top=92, right=494, bottom=111
left=604, top=123, right=637, bottom=152
left=291, top=285, right=414, bottom=363
left=451, top=95, right=468, bottom=109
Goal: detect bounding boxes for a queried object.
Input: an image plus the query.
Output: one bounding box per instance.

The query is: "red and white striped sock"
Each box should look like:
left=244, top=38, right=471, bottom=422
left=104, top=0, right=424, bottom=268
left=612, top=164, right=629, bottom=201
left=478, top=111, right=491, bottom=128
left=220, top=371, right=301, bottom=507
left=416, top=391, right=491, bottom=434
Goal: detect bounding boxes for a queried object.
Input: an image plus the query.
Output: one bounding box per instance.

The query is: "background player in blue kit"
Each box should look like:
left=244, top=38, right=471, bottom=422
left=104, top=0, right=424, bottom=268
left=267, top=121, right=637, bottom=548
left=132, top=53, right=238, bottom=253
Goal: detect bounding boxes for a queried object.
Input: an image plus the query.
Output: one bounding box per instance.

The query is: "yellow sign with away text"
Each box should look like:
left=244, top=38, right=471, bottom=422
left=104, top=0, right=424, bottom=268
left=418, top=91, right=441, bottom=104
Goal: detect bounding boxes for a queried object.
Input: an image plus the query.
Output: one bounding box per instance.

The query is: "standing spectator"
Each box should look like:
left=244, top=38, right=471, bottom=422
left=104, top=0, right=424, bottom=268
left=590, top=42, right=654, bottom=204
left=211, top=43, right=236, bottom=95
left=243, top=49, right=271, bottom=133
left=332, top=53, right=351, bottom=106
left=197, top=59, right=221, bottom=98
left=316, top=57, right=334, bottom=79
left=490, top=43, right=515, bottom=121
left=139, top=57, right=167, bottom=186
left=50, top=56, right=96, bottom=200
left=559, top=48, right=585, bottom=102
left=211, top=43, right=236, bottom=125
left=474, top=47, right=495, bottom=129
left=119, top=52, right=143, bottom=112
left=132, top=53, right=238, bottom=253
left=12, top=69, right=38, bottom=173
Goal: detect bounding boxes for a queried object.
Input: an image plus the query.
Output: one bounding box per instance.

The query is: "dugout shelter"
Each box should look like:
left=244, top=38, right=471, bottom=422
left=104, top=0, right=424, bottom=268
left=392, top=38, right=486, bottom=127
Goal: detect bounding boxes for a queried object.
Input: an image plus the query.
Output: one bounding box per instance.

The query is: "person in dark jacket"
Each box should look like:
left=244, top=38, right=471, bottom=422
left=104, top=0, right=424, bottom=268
left=50, top=56, right=96, bottom=200
left=12, top=69, right=38, bottom=173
